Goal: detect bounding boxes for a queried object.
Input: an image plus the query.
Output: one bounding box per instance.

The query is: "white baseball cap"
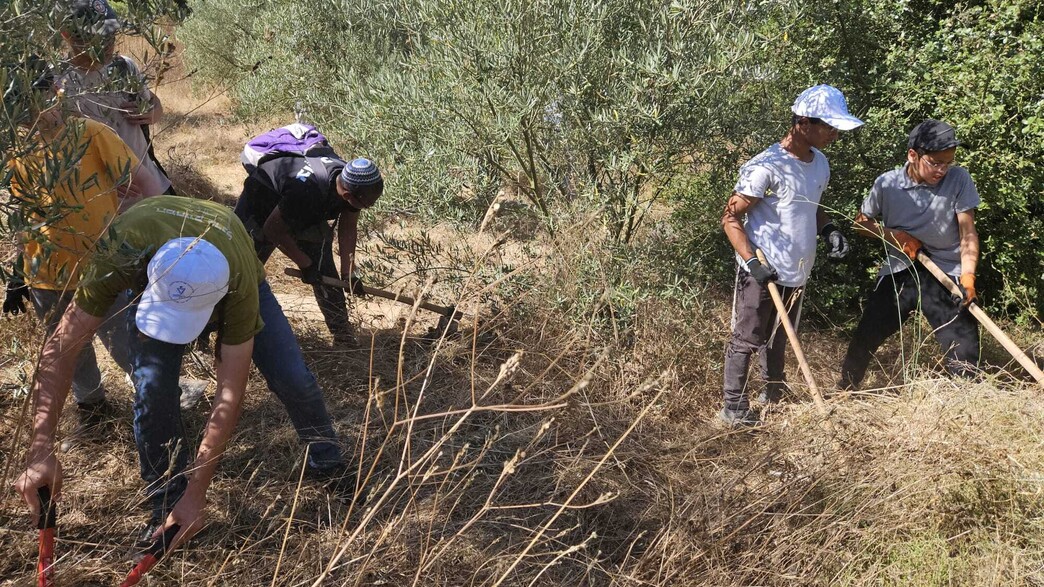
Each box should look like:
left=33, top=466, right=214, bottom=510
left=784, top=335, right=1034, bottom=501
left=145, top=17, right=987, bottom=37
left=791, top=85, right=864, bottom=131
left=136, top=237, right=230, bottom=345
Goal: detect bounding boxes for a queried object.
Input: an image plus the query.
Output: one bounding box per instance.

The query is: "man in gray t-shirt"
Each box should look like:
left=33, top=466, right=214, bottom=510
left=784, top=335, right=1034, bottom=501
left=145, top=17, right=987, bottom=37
left=839, top=120, right=981, bottom=388
left=718, top=85, right=864, bottom=426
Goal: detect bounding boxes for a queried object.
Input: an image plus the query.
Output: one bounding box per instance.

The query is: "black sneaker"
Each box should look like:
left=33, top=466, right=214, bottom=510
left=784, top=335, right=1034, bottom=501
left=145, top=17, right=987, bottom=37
left=332, top=325, right=359, bottom=347
left=307, top=463, right=362, bottom=501
left=756, top=382, right=789, bottom=406
left=717, top=407, right=760, bottom=427
left=60, top=399, right=114, bottom=452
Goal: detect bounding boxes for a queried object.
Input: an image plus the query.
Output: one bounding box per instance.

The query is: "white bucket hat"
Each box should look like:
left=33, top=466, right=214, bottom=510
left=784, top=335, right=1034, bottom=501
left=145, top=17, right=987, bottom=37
left=791, top=85, right=864, bottom=131
left=135, top=237, right=230, bottom=345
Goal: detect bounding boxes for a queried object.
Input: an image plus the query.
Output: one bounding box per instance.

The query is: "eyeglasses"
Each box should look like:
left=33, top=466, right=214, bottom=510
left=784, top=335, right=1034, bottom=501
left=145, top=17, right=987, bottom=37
left=919, top=154, right=953, bottom=172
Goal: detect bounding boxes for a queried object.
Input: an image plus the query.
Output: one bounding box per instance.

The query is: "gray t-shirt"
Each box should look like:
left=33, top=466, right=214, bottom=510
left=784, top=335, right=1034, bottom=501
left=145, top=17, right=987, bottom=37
left=733, top=143, right=830, bottom=287
left=861, top=164, right=979, bottom=278
left=56, top=55, right=172, bottom=197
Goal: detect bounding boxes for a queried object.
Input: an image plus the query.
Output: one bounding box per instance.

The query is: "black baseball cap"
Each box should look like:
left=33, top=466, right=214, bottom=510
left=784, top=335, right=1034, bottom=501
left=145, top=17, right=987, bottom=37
left=908, top=119, right=959, bottom=152
left=64, top=0, right=121, bottom=38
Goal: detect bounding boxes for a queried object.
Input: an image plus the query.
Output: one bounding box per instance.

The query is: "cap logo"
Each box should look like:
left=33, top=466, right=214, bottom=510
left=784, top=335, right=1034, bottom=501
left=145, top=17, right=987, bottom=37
left=168, top=281, right=195, bottom=303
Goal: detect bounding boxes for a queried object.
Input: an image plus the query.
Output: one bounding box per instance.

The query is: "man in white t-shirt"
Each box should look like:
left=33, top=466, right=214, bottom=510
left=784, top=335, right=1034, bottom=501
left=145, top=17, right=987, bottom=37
left=56, top=0, right=174, bottom=202
left=839, top=120, right=981, bottom=388
left=719, top=85, right=864, bottom=426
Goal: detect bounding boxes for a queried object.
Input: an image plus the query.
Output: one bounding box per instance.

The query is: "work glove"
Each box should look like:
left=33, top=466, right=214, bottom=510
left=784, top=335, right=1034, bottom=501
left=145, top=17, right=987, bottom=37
left=744, top=257, right=778, bottom=285
left=956, top=273, right=977, bottom=307
left=892, top=231, right=922, bottom=261
left=3, top=276, right=30, bottom=315
left=346, top=272, right=366, bottom=297
left=299, top=263, right=323, bottom=285
left=819, top=222, right=849, bottom=260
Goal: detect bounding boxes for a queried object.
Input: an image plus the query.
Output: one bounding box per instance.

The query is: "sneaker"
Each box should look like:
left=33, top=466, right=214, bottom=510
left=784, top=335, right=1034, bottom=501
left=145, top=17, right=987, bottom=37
left=60, top=399, right=114, bottom=452
left=755, top=382, right=789, bottom=406
left=717, top=407, right=760, bottom=427
left=333, top=326, right=359, bottom=347
left=307, top=463, right=362, bottom=500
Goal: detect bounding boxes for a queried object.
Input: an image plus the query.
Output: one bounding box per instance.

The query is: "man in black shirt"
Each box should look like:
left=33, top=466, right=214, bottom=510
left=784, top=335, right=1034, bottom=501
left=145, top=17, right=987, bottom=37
left=235, top=156, right=383, bottom=344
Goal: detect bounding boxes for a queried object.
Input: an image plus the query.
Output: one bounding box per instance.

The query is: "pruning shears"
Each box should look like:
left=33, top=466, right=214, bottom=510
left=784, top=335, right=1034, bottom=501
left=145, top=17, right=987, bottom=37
left=37, top=486, right=57, bottom=587
left=118, top=524, right=180, bottom=587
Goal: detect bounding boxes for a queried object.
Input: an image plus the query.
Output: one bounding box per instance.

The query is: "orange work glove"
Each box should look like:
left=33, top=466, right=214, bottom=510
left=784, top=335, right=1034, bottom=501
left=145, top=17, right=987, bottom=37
left=892, top=231, right=922, bottom=260
left=959, top=273, right=977, bottom=307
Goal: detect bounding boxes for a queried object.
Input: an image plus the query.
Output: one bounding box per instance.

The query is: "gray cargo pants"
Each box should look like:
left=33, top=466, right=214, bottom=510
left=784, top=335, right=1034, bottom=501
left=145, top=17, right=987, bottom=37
left=722, top=267, right=803, bottom=411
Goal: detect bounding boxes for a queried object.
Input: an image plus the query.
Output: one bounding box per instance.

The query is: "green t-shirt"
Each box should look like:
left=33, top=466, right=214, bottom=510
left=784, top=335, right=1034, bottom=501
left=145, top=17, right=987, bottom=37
left=75, top=196, right=267, bottom=345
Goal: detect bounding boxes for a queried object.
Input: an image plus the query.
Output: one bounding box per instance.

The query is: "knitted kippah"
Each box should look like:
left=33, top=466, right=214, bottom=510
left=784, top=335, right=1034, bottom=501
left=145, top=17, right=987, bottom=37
left=339, top=157, right=382, bottom=187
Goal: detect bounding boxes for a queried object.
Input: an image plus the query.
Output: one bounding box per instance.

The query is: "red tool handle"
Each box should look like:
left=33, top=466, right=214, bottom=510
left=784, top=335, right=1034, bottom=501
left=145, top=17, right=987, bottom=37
left=119, top=524, right=180, bottom=587
left=37, top=486, right=57, bottom=587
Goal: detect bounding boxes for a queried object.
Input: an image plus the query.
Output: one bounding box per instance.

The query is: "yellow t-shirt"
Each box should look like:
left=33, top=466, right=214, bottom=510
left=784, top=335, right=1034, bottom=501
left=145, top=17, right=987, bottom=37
left=8, top=118, right=138, bottom=290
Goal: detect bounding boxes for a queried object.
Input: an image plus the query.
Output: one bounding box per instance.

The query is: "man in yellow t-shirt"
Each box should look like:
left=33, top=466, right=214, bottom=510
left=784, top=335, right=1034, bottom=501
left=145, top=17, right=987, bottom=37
left=3, top=64, right=143, bottom=427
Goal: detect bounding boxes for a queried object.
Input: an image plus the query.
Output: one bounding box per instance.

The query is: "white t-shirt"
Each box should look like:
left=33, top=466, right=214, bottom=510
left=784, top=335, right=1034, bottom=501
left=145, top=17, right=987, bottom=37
left=733, top=143, right=830, bottom=287
left=56, top=55, right=172, bottom=197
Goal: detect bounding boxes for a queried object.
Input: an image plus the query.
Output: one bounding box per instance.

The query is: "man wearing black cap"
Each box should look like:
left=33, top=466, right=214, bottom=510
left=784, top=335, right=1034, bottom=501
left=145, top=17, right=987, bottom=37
left=57, top=0, right=175, bottom=200
left=839, top=119, right=981, bottom=388
left=234, top=154, right=384, bottom=345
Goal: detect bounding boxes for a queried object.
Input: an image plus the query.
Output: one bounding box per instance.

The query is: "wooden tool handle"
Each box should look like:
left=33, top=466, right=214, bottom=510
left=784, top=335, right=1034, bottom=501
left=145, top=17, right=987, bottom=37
left=756, top=251, right=835, bottom=432
left=282, top=268, right=455, bottom=316
left=916, top=252, right=1044, bottom=387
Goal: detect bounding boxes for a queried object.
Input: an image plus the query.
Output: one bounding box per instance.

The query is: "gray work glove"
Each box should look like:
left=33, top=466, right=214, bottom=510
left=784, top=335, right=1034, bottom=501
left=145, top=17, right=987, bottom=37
left=744, top=257, right=778, bottom=284
left=819, top=222, right=849, bottom=260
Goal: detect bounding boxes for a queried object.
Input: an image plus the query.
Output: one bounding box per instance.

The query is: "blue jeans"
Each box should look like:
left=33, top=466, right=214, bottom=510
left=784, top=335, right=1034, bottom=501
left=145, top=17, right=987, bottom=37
left=129, top=279, right=343, bottom=518
left=30, top=289, right=134, bottom=405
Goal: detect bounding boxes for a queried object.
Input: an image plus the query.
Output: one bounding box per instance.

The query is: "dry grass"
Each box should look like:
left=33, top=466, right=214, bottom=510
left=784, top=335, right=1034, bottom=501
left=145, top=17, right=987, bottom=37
left=1, top=35, right=1044, bottom=587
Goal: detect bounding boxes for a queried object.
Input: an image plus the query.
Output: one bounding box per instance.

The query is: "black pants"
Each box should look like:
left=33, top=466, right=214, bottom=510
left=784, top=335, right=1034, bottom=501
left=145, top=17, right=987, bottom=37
left=233, top=185, right=352, bottom=341
left=723, top=268, right=803, bottom=411
left=840, top=265, right=979, bottom=387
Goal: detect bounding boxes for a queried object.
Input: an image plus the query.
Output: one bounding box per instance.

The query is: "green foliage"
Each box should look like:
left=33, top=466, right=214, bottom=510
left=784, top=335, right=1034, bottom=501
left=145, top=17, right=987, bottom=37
left=181, top=0, right=1043, bottom=323
left=734, top=0, right=1044, bottom=322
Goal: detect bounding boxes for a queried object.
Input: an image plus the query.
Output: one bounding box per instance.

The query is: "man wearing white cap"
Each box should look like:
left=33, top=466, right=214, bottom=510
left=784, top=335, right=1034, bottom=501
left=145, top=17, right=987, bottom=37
left=14, top=196, right=348, bottom=550
left=235, top=154, right=384, bottom=345
left=718, top=84, right=864, bottom=426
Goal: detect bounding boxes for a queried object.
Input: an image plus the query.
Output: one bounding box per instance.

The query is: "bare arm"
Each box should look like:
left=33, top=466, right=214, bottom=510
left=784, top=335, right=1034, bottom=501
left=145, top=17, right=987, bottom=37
left=115, top=173, right=148, bottom=212
left=124, top=92, right=164, bottom=126
left=13, top=303, right=104, bottom=520
left=816, top=206, right=832, bottom=232
left=160, top=338, right=253, bottom=548
left=721, top=192, right=759, bottom=261
left=262, top=208, right=312, bottom=269
left=337, top=209, right=360, bottom=279
left=957, top=209, right=979, bottom=276
left=854, top=212, right=902, bottom=247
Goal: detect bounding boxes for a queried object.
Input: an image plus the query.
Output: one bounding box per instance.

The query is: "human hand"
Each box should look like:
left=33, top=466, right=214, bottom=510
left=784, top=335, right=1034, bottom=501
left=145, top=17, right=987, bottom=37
left=299, top=264, right=323, bottom=285
left=957, top=273, right=977, bottom=307
left=122, top=99, right=160, bottom=125
left=819, top=223, right=849, bottom=260
left=14, top=452, right=62, bottom=527
left=893, top=231, right=922, bottom=260
left=4, top=277, right=30, bottom=315
left=152, top=490, right=206, bottom=554
left=745, top=257, right=778, bottom=285
left=347, top=273, right=366, bottom=297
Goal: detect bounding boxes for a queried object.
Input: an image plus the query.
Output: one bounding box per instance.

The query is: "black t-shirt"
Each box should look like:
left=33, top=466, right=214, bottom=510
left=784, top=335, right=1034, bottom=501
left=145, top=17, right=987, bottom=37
left=245, top=155, right=356, bottom=233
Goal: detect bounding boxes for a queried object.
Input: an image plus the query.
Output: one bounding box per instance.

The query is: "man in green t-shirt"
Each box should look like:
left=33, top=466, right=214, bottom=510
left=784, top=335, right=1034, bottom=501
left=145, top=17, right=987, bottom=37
left=14, top=196, right=348, bottom=551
